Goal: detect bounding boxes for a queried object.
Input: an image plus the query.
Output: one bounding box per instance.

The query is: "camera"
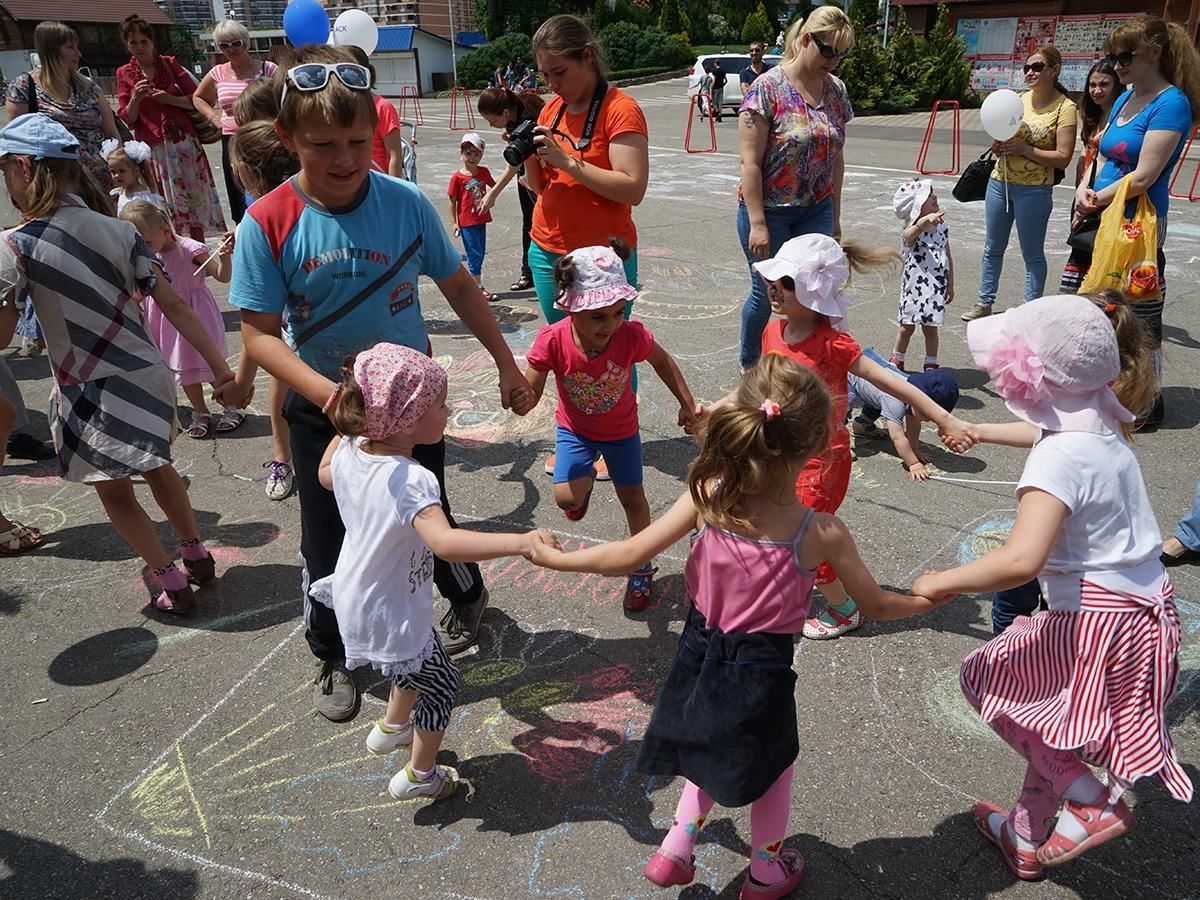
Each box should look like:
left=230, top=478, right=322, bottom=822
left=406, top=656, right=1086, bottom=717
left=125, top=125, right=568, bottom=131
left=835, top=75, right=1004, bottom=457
left=503, top=119, right=539, bottom=166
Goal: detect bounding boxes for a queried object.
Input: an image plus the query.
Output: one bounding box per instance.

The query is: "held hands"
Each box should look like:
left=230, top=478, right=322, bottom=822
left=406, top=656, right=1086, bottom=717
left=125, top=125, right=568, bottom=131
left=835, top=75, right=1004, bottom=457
left=911, top=570, right=958, bottom=605
left=522, top=529, right=562, bottom=561
left=677, top=403, right=700, bottom=434
left=937, top=415, right=978, bottom=454
left=498, top=366, right=533, bottom=413
left=509, top=385, right=538, bottom=416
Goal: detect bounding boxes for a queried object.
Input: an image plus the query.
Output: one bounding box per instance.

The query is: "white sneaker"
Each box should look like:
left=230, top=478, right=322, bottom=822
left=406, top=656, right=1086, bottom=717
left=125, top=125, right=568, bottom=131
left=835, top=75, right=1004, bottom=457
left=366, top=718, right=413, bottom=755
left=388, top=762, right=460, bottom=801
left=263, top=460, right=294, bottom=501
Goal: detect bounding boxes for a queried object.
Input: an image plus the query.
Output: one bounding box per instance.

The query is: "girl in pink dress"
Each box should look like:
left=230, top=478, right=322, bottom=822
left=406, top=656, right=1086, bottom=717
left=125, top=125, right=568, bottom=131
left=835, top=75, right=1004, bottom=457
left=119, top=200, right=242, bottom=437
left=532, top=355, right=945, bottom=899
left=914, top=294, right=1190, bottom=880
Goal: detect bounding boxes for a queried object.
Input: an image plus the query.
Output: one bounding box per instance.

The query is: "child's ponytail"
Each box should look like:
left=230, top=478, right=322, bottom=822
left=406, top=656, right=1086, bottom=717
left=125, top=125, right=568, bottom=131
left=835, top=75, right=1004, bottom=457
left=1088, top=290, right=1157, bottom=433
left=842, top=241, right=900, bottom=280
left=326, top=354, right=370, bottom=438
left=689, top=354, right=830, bottom=531
left=22, top=157, right=114, bottom=220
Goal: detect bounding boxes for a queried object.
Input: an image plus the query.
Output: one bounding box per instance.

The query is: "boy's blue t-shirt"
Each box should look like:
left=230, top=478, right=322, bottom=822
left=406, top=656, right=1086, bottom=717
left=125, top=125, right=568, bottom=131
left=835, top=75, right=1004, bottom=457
left=229, top=171, right=461, bottom=379
left=1097, top=86, right=1193, bottom=217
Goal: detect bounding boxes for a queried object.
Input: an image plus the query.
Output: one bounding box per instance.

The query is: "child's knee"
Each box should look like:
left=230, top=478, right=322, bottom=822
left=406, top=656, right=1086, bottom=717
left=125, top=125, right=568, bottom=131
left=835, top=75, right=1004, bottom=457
left=614, top=485, right=648, bottom=511
left=553, top=480, right=591, bottom=510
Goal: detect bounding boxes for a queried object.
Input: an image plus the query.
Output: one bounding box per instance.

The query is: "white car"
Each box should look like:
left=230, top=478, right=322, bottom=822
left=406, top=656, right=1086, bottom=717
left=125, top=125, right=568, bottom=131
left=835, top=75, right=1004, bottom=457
left=687, top=52, right=783, bottom=117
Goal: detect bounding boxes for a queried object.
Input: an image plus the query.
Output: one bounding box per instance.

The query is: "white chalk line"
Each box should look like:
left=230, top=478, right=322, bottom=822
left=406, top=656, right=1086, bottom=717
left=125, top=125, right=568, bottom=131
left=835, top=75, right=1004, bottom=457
left=94, top=621, right=328, bottom=898
left=929, top=475, right=1020, bottom=486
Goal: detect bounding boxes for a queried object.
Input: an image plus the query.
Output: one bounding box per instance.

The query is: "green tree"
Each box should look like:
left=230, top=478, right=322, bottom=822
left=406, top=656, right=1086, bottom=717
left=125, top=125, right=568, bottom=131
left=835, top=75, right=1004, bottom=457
left=456, top=32, right=533, bottom=88
left=837, top=0, right=891, bottom=111
left=740, top=2, right=773, bottom=45
left=592, top=0, right=611, bottom=30
left=884, top=9, right=920, bottom=107
left=917, top=5, right=970, bottom=105
left=659, top=0, right=684, bottom=34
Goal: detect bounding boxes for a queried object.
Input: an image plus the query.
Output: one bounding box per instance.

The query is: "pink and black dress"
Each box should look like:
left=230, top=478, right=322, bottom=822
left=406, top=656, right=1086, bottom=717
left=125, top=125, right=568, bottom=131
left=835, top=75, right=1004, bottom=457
left=636, top=509, right=818, bottom=807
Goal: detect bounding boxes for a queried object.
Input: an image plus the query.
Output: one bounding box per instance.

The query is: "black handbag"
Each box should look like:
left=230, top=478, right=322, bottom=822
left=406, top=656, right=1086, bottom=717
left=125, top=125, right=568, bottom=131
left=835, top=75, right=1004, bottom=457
left=953, top=150, right=995, bottom=203
left=1066, top=157, right=1100, bottom=252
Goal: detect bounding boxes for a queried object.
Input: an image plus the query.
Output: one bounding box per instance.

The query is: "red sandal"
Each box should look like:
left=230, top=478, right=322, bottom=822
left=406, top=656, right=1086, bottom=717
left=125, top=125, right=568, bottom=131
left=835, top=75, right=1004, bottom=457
left=643, top=850, right=694, bottom=888
left=972, top=801, right=1043, bottom=881
left=1036, top=796, right=1135, bottom=868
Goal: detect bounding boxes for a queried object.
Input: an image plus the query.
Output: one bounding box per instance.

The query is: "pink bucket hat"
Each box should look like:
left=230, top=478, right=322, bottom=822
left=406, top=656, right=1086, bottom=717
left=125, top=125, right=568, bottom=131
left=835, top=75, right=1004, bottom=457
left=966, top=294, right=1134, bottom=435
left=353, top=343, right=448, bottom=441
left=555, top=244, right=638, bottom=313
left=752, top=234, right=854, bottom=329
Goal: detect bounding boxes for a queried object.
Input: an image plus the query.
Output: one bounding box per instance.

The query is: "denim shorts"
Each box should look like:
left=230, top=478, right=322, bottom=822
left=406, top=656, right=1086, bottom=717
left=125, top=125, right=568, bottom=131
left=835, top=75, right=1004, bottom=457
left=554, top=425, right=643, bottom=487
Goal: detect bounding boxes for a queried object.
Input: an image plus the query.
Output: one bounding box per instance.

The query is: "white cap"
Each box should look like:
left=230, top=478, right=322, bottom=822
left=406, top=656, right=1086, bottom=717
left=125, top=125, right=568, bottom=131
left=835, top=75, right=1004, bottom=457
left=460, top=132, right=485, bottom=152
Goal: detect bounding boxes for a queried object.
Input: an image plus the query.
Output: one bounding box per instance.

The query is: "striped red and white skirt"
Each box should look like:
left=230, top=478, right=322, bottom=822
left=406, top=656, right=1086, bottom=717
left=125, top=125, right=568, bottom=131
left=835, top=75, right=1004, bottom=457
left=960, top=574, right=1192, bottom=802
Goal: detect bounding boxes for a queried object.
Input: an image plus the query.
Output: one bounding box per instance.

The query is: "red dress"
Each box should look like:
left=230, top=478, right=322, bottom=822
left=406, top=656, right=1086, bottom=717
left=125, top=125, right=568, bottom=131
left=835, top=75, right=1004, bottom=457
left=762, top=319, right=861, bottom=585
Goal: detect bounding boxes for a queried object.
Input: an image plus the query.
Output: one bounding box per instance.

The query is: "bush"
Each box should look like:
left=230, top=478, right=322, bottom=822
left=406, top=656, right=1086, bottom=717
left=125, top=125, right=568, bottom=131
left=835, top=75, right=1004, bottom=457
left=740, top=3, right=773, bottom=45
left=707, top=13, right=735, bottom=43
left=456, top=32, right=532, bottom=88
left=600, top=22, right=692, bottom=72
left=599, top=21, right=644, bottom=72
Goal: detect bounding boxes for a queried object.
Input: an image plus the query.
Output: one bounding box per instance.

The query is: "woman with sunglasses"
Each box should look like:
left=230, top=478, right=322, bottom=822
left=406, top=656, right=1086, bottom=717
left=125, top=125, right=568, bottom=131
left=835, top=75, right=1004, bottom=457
left=116, top=13, right=225, bottom=241
left=736, top=6, right=854, bottom=372
left=1072, top=14, right=1200, bottom=427
left=192, top=19, right=277, bottom=225
left=961, top=46, right=1076, bottom=323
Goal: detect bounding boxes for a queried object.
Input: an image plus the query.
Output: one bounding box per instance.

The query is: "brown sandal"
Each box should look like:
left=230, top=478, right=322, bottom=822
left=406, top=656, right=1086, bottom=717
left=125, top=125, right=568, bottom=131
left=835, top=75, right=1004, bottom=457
left=182, top=553, right=216, bottom=586
left=151, top=584, right=195, bottom=615
left=0, top=520, right=43, bottom=555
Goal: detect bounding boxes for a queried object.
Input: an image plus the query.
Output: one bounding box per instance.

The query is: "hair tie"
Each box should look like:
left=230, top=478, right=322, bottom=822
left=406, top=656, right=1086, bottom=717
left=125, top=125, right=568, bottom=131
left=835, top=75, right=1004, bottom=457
left=1104, top=302, right=1117, bottom=313
left=760, top=399, right=781, bottom=421
left=321, top=383, right=343, bottom=414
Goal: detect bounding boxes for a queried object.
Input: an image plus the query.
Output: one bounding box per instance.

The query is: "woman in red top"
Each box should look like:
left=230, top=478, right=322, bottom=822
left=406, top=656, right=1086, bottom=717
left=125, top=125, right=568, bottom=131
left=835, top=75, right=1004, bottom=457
left=748, top=234, right=972, bottom=639
left=116, top=14, right=225, bottom=241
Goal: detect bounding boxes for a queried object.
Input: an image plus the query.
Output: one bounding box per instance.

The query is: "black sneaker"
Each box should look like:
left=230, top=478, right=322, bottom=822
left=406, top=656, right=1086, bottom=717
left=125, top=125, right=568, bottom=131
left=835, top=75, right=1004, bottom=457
left=438, top=588, right=489, bottom=655
left=312, top=660, right=359, bottom=722
left=6, top=433, right=55, bottom=461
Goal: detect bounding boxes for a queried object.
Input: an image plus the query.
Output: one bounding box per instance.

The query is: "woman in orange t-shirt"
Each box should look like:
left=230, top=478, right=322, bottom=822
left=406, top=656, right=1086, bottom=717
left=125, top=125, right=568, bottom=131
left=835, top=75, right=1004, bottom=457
left=524, top=15, right=650, bottom=327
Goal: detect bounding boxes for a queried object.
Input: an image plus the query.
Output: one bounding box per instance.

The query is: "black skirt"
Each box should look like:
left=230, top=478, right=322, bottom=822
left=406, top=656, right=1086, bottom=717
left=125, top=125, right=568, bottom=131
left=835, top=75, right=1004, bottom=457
left=636, top=605, right=799, bottom=807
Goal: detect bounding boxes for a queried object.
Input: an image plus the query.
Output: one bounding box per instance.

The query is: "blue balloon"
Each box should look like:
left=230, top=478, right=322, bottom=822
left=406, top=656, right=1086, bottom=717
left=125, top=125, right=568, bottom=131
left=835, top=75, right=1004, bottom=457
left=283, top=0, right=331, bottom=46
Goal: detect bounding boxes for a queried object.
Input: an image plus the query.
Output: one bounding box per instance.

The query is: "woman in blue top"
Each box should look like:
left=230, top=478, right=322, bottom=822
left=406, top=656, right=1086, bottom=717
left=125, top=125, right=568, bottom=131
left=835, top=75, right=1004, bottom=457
left=1073, top=15, right=1200, bottom=426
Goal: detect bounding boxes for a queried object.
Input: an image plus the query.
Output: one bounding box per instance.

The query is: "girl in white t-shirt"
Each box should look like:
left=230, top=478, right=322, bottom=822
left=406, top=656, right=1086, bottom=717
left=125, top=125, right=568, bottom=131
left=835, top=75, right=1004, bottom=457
left=313, top=343, right=557, bottom=802
left=914, top=293, right=1190, bottom=880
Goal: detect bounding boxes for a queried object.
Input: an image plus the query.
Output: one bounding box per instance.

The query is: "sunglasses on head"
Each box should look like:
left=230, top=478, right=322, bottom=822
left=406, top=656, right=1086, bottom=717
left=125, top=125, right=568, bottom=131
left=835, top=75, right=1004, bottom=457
left=218, top=39, right=245, bottom=50
left=281, top=63, right=371, bottom=105
left=1105, top=50, right=1137, bottom=68
left=812, top=35, right=850, bottom=60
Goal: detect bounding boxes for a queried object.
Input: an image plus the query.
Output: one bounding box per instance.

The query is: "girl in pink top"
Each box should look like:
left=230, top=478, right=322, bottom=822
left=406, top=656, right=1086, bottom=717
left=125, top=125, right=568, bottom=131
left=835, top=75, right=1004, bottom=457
left=532, top=355, right=943, bottom=899
left=513, top=239, right=697, bottom=611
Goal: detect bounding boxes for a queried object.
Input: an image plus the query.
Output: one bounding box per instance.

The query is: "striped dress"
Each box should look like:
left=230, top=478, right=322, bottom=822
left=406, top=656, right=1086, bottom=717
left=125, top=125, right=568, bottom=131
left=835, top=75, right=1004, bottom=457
left=960, top=430, right=1192, bottom=803
left=0, top=196, right=178, bottom=482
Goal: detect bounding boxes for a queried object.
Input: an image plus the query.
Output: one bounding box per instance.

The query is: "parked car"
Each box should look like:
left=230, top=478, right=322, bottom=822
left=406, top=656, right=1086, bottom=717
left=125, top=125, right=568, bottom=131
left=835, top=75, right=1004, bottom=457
left=686, top=52, right=783, bottom=117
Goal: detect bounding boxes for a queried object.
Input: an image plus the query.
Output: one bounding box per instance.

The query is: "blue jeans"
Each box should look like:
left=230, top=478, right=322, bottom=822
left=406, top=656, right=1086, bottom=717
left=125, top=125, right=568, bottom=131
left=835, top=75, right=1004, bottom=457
left=460, top=224, right=486, bottom=277
left=978, top=179, right=1054, bottom=306
left=737, top=198, right=834, bottom=369
left=847, top=348, right=899, bottom=422
left=1175, top=475, right=1200, bottom=551
left=992, top=580, right=1044, bottom=636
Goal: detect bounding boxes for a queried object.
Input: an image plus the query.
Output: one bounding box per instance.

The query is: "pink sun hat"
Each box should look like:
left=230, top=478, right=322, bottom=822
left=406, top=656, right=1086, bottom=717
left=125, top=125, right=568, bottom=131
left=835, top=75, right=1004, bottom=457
left=353, top=343, right=448, bottom=441
left=751, top=234, right=854, bottom=329
left=554, top=244, right=638, bottom=313
left=966, top=294, right=1134, bottom=435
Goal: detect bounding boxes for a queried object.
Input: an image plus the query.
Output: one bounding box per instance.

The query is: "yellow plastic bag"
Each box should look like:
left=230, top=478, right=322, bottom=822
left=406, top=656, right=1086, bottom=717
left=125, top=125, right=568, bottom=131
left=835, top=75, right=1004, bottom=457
left=1078, top=175, right=1162, bottom=302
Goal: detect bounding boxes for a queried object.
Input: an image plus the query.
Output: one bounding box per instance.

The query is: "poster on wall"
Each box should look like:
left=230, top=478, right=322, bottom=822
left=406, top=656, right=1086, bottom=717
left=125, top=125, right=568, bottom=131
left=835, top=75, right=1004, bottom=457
left=1060, top=58, right=1095, bottom=92
left=1054, top=15, right=1105, bottom=55
left=1014, top=16, right=1057, bottom=56
left=976, top=17, right=1019, bottom=56
left=957, top=19, right=980, bottom=56
left=971, top=59, right=1017, bottom=92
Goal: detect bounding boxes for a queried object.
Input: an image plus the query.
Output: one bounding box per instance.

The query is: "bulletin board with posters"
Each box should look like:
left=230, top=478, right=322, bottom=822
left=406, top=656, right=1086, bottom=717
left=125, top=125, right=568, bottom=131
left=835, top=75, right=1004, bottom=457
left=960, top=14, right=1132, bottom=93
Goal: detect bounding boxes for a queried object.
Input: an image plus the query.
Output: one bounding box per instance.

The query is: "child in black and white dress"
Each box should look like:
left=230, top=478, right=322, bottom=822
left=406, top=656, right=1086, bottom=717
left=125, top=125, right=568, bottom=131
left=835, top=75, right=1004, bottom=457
left=891, top=179, right=953, bottom=372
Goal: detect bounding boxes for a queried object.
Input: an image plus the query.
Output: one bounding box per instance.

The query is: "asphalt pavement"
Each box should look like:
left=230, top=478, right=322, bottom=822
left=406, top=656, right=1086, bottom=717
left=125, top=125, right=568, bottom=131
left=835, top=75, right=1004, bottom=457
left=1, top=77, right=1198, bottom=899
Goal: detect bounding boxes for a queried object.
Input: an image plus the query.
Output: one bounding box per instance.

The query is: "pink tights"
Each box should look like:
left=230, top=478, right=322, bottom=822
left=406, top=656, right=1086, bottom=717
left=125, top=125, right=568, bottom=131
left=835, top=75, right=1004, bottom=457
left=660, top=766, right=794, bottom=883
left=968, top=689, right=1095, bottom=842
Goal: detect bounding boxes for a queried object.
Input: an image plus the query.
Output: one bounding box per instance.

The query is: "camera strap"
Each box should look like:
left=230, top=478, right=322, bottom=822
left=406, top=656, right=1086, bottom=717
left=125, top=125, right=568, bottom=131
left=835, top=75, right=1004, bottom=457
left=549, top=78, right=608, bottom=150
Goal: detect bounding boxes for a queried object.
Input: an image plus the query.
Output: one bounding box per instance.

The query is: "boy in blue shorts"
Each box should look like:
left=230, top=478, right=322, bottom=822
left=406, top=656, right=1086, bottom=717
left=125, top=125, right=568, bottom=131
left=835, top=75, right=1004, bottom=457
left=847, top=349, right=959, bottom=482
left=230, top=46, right=531, bottom=722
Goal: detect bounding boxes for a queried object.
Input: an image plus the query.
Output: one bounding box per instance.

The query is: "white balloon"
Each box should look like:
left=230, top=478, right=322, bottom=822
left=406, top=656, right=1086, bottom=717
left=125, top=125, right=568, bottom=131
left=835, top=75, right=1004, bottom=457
left=332, top=9, right=378, bottom=55
left=980, top=89, right=1025, bottom=141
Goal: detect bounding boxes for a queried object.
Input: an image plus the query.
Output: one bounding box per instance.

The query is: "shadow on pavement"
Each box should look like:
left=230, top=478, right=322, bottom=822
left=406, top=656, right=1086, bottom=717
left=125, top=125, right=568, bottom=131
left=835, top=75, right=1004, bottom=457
left=0, top=829, right=198, bottom=899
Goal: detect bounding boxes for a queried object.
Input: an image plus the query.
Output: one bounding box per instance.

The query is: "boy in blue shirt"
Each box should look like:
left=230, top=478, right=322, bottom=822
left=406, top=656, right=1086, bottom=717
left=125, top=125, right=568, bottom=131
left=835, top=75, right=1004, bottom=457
left=230, top=46, right=531, bottom=722
left=847, top=349, right=959, bottom=481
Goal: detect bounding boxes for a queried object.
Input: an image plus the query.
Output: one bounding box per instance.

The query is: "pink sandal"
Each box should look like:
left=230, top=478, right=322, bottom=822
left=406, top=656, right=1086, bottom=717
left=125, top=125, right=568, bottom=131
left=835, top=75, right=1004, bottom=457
left=151, top=584, right=195, bottom=615
left=739, top=848, right=805, bottom=899
left=643, top=850, right=694, bottom=888
left=1036, top=796, right=1135, bottom=868
left=972, top=801, right=1043, bottom=881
